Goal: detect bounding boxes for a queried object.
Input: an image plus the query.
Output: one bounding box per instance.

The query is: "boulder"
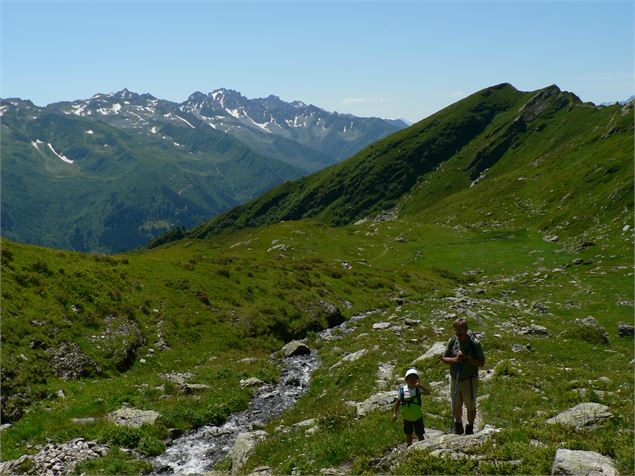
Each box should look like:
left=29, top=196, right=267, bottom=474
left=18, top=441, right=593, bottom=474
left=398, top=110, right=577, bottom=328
left=354, top=390, right=395, bottom=417
left=410, top=425, right=500, bottom=454
left=282, top=341, right=310, bottom=357
left=230, top=430, right=268, bottom=474
left=372, top=322, right=392, bottom=330
left=573, top=317, right=609, bottom=345
left=107, top=407, right=160, bottom=428
left=522, top=324, right=551, bottom=336
left=413, top=342, right=447, bottom=364
left=546, top=402, right=611, bottom=429
left=551, top=448, right=616, bottom=475
left=617, top=323, right=634, bottom=337
left=330, top=349, right=367, bottom=370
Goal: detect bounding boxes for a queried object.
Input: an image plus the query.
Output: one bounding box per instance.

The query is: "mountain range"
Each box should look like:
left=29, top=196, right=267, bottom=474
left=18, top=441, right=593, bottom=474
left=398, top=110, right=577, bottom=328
left=185, top=83, right=633, bottom=244
left=1, top=89, right=405, bottom=252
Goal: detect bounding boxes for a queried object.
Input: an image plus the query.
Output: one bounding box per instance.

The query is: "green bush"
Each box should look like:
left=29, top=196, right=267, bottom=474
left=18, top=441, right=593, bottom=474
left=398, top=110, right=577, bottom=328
left=99, top=425, right=142, bottom=448
left=138, top=435, right=165, bottom=456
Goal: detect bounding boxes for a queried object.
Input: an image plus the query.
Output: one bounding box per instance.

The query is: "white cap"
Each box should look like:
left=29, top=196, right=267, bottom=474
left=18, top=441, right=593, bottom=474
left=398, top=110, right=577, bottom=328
left=404, top=368, right=419, bottom=379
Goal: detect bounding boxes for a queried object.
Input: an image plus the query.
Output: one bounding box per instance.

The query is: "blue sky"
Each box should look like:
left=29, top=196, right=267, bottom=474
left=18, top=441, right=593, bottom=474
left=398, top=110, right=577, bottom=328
left=1, top=1, right=633, bottom=122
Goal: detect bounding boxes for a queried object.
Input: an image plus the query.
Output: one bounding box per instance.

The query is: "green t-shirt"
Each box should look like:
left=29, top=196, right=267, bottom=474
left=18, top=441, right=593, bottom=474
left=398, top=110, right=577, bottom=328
left=443, top=334, right=485, bottom=379
left=398, top=385, right=423, bottom=421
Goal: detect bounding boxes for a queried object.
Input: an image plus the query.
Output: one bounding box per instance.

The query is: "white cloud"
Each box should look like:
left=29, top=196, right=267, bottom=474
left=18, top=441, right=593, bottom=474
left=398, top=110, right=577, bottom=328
left=340, top=97, right=368, bottom=105
left=449, top=91, right=464, bottom=98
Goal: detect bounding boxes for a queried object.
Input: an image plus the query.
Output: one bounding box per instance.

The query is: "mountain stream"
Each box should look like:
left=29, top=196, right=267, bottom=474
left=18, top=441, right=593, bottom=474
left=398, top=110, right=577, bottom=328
left=152, top=310, right=376, bottom=474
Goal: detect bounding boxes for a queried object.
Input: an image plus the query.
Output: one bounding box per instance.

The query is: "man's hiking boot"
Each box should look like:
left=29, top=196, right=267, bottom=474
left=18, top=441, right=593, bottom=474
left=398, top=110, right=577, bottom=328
left=454, top=422, right=464, bottom=435
left=465, top=424, right=474, bottom=435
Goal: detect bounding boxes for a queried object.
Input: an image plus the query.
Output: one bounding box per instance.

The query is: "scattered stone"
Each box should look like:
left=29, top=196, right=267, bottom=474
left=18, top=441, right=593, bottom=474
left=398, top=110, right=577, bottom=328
left=240, top=377, right=265, bottom=388
left=229, top=430, right=268, bottom=474
left=413, top=342, right=447, bottom=364
left=532, top=302, right=549, bottom=313
left=293, top=418, right=316, bottom=428
left=0, top=423, right=12, bottom=431
left=512, top=343, right=533, bottom=353
left=0, top=439, right=109, bottom=475
left=522, top=324, right=551, bottom=336
left=571, top=258, right=584, bottom=265
left=330, top=349, right=368, bottom=370
left=546, top=402, right=611, bottom=429
left=57, top=389, right=66, bottom=399
left=551, top=448, right=616, bottom=475
left=161, top=371, right=193, bottom=385
left=108, top=407, right=160, bottom=428
left=47, top=342, right=103, bottom=380
left=372, top=322, right=392, bottom=330
left=617, top=323, right=634, bottom=337
left=353, top=390, right=395, bottom=417
left=404, top=319, right=421, bottom=326
left=544, top=235, right=560, bottom=243
left=282, top=341, right=311, bottom=357
left=267, top=243, right=288, bottom=253
left=248, top=466, right=273, bottom=475
left=71, top=417, right=96, bottom=425
left=179, top=383, right=210, bottom=394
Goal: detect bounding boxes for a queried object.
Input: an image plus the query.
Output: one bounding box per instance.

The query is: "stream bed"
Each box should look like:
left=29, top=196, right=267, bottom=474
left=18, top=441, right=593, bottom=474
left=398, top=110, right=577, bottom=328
left=152, top=310, right=377, bottom=474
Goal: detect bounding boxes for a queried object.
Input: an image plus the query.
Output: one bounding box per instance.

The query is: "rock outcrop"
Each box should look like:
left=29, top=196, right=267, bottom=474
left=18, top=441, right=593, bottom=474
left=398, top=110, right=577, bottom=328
left=47, top=342, right=102, bottom=380
left=546, top=402, right=611, bottom=429
left=413, top=342, right=447, bottom=363
left=108, top=406, right=160, bottom=428
left=0, top=438, right=109, bottom=475
left=282, top=341, right=311, bottom=357
left=230, top=430, right=268, bottom=475
left=551, top=448, right=617, bottom=475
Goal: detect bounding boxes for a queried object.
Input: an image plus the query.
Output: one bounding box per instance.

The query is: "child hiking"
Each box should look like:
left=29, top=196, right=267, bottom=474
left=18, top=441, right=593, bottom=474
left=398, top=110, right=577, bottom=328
left=392, top=368, right=431, bottom=447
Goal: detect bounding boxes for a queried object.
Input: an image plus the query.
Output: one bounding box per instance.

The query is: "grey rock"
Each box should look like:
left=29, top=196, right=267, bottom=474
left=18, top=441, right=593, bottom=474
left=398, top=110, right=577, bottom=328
left=71, top=417, right=96, bottom=425
left=532, top=302, right=549, bottom=313
left=230, top=430, right=268, bottom=474
left=282, top=340, right=311, bottom=357
left=108, top=407, right=160, bottom=428
left=354, top=390, right=395, bottom=417
left=47, top=342, right=103, bottom=380
left=240, top=377, right=265, bottom=388
left=404, top=319, right=421, bottom=326
left=413, top=342, right=447, bottom=363
left=512, top=343, right=534, bottom=352
left=372, top=322, right=392, bottom=330
left=551, top=448, right=616, bottom=475
left=575, top=316, right=609, bottom=344
left=410, top=425, right=500, bottom=454
left=617, top=323, right=634, bottom=337
left=522, top=324, right=551, bottom=336
left=546, top=402, right=611, bottom=429
left=161, top=371, right=193, bottom=385
left=330, top=348, right=368, bottom=370
left=179, top=383, right=210, bottom=394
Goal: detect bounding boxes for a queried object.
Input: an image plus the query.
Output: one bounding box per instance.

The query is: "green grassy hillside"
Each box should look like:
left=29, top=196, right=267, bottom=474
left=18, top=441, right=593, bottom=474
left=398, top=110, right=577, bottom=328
left=186, top=84, right=632, bottom=249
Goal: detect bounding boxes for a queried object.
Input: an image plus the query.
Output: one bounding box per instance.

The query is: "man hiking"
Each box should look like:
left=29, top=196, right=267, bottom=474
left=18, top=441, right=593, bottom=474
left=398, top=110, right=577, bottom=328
left=441, top=317, right=485, bottom=435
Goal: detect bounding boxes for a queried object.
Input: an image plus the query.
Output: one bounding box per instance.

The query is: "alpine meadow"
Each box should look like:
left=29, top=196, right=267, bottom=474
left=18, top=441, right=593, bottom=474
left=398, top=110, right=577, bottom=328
left=1, top=81, right=633, bottom=476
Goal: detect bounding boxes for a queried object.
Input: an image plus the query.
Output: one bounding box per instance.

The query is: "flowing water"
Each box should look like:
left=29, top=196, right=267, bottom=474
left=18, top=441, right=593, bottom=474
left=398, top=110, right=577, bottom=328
left=152, top=310, right=378, bottom=474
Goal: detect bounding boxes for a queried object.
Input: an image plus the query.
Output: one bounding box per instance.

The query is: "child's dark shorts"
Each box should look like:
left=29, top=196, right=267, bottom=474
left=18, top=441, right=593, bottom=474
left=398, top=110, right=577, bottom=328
left=403, top=417, right=425, bottom=436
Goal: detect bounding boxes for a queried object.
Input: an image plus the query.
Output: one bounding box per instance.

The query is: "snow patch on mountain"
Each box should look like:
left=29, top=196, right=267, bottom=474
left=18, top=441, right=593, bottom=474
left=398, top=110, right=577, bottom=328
left=84, top=130, right=94, bottom=135
left=47, top=143, right=74, bottom=164
left=174, top=115, right=196, bottom=129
